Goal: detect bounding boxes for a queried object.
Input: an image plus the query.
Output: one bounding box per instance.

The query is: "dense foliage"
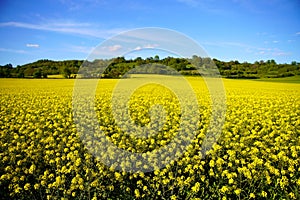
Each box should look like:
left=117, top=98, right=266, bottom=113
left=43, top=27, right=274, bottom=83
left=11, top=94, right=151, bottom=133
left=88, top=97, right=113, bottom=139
left=0, top=60, right=83, bottom=78
left=0, top=78, right=299, bottom=199
left=1, top=56, right=299, bottom=79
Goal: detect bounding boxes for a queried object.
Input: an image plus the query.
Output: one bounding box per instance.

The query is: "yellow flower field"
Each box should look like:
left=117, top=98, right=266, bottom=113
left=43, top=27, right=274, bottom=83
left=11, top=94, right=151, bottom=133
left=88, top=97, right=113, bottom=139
left=0, top=77, right=299, bottom=199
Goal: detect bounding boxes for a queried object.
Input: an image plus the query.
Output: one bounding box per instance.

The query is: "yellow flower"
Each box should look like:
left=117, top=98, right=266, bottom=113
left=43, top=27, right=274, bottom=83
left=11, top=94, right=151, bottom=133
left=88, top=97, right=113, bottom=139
left=279, top=176, right=288, bottom=189
left=56, top=176, right=62, bottom=185
left=143, top=185, right=148, bottom=191
left=24, top=183, right=31, bottom=190
left=250, top=193, right=255, bottom=198
left=137, top=180, right=143, bottom=186
left=200, top=175, right=205, bottom=182
left=29, top=164, right=36, bottom=174
left=220, top=186, right=229, bottom=193
left=297, top=178, right=300, bottom=186
left=134, top=189, right=140, bottom=198
left=34, top=183, right=40, bottom=190
left=108, top=185, right=114, bottom=191
left=75, top=158, right=81, bottom=166
left=79, top=184, right=84, bottom=190
left=209, top=160, right=215, bottom=167
left=114, top=172, right=122, bottom=181
left=289, top=192, right=296, bottom=199
left=234, top=188, right=241, bottom=195
left=14, top=185, right=21, bottom=193
left=209, top=169, right=214, bottom=176
left=191, top=182, right=200, bottom=193
left=261, top=191, right=267, bottom=197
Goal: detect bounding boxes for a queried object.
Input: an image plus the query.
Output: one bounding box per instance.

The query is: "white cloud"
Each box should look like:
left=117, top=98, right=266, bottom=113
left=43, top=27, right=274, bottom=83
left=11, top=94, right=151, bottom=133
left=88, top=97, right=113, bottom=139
left=67, top=45, right=94, bottom=54
left=108, top=45, right=122, bottom=52
left=0, top=21, right=124, bottom=39
left=273, top=52, right=288, bottom=56
left=88, top=44, right=123, bottom=60
left=100, top=44, right=122, bottom=52
left=26, top=44, right=39, bottom=48
left=296, top=32, right=300, bottom=35
left=255, top=47, right=290, bottom=57
left=134, top=44, right=159, bottom=51
left=202, top=41, right=249, bottom=48
left=0, top=48, right=27, bottom=54
left=143, top=44, right=159, bottom=49
left=134, top=46, right=142, bottom=51
left=203, top=40, right=290, bottom=57
left=256, top=32, right=268, bottom=36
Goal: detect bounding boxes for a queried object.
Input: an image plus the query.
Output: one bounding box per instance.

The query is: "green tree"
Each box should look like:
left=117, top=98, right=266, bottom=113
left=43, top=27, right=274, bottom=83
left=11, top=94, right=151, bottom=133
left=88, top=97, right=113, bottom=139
left=63, top=67, right=72, bottom=78
left=33, top=69, right=42, bottom=78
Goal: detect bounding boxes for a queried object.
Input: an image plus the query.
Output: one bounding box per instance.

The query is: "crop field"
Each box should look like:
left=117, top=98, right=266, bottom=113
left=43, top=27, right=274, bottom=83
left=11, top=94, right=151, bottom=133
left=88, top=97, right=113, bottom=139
left=0, top=77, right=300, bottom=200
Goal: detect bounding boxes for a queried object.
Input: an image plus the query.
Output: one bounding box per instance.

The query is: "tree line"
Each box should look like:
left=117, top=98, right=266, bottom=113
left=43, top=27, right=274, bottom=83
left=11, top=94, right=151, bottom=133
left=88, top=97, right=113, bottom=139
left=0, top=60, right=83, bottom=78
left=0, top=56, right=299, bottom=79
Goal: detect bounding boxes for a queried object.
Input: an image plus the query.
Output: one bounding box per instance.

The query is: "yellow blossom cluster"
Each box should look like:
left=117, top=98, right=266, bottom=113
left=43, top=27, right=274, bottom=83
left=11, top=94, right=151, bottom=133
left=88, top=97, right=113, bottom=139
left=0, top=77, right=299, bottom=199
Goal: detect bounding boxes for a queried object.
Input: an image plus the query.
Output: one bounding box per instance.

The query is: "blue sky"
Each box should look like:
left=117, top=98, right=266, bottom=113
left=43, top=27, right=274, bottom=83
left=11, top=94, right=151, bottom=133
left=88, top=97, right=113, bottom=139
left=0, top=0, right=299, bottom=66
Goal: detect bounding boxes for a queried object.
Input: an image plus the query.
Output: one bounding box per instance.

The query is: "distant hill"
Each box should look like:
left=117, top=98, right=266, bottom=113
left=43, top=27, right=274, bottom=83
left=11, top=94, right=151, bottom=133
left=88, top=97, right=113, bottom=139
left=1, top=56, right=299, bottom=79
left=0, top=59, right=83, bottom=78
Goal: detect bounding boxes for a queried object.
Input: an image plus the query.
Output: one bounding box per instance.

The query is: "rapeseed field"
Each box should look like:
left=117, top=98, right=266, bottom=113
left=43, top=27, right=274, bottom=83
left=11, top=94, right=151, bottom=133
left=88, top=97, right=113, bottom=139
left=0, top=77, right=299, bottom=199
